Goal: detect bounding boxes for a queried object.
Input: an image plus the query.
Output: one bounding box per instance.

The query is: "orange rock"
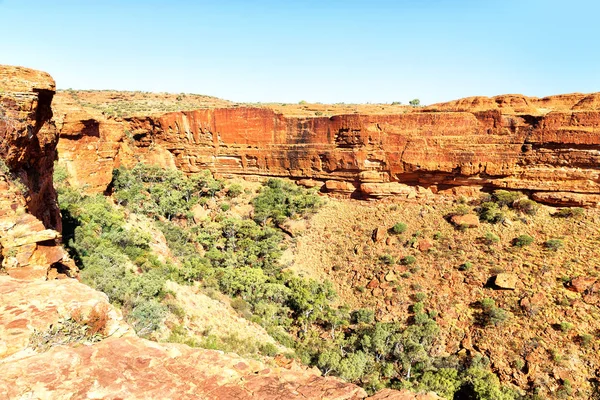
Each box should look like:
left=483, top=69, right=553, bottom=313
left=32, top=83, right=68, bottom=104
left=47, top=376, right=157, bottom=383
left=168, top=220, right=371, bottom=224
left=367, top=279, right=379, bottom=289
left=569, top=276, right=597, bottom=293
left=494, top=273, right=518, bottom=290
left=450, top=214, right=480, bottom=228
left=0, top=65, right=61, bottom=230
left=52, top=89, right=600, bottom=207
left=372, top=227, right=387, bottom=243
left=418, top=239, right=433, bottom=252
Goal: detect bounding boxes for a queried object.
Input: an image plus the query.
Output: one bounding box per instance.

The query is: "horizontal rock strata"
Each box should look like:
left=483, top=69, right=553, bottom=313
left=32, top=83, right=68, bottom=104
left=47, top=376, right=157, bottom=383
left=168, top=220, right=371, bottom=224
left=54, top=91, right=600, bottom=206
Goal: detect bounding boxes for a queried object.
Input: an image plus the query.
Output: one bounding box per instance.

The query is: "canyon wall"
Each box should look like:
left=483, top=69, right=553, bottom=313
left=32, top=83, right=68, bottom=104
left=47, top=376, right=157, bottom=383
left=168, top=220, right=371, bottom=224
left=0, top=66, right=75, bottom=280
left=55, top=91, right=600, bottom=206
left=1, top=65, right=440, bottom=400
left=0, top=66, right=62, bottom=229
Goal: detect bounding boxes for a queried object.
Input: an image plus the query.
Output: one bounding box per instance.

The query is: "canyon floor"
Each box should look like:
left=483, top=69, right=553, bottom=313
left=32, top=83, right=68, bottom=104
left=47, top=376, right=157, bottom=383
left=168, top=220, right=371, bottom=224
left=2, top=66, right=600, bottom=399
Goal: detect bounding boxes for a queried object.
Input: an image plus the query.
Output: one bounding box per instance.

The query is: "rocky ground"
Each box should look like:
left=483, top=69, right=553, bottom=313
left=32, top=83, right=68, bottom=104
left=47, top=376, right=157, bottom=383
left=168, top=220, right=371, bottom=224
left=4, top=64, right=600, bottom=399
left=1, top=65, right=443, bottom=400
left=290, top=194, right=600, bottom=398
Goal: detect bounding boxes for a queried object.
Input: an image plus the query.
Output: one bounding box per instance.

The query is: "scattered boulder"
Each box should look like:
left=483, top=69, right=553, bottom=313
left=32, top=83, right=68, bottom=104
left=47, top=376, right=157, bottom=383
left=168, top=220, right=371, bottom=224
left=450, top=214, right=480, bottom=229
left=297, top=179, right=324, bottom=189
left=367, top=279, right=379, bottom=289
left=494, top=273, right=518, bottom=290
left=569, top=276, right=597, bottom=293
left=372, top=227, right=386, bottom=243
left=384, top=271, right=396, bottom=282
left=190, top=204, right=211, bottom=223
left=325, top=180, right=356, bottom=193
left=418, top=239, right=433, bottom=252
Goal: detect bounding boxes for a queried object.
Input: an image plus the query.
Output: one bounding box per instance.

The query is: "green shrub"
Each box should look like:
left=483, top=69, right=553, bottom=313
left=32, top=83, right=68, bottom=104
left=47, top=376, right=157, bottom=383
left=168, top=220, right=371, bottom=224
left=492, top=190, right=523, bottom=207
left=401, top=255, right=417, bottom=265
left=545, top=239, right=564, bottom=251
left=580, top=333, right=593, bottom=346
left=453, top=204, right=471, bottom=216
left=483, top=232, right=500, bottom=245
left=352, top=308, right=375, bottom=324
left=559, top=322, right=573, bottom=332
left=259, top=342, right=279, bottom=356
left=480, top=298, right=509, bottom=326
left=391, top=222, right=407, bottom=234
left=478, top=202, right=505, bottom=224
left=379, top=254, right=395, bottom=265
left=514, top=198, right=539, bottom=216
left=226, top=183, right=243, bottom=198
left=220, top=203, right=230, bottom=212
left=555, top=207, right=584, bottom=218
left=459, top=261, right=473, bottom=271
left=414, top=292, right=427, bottom=302
left=415, top=368, right=462, bottom=399
left=127, top=300, right=167, bottom=337
left=513, top=234, right=534, bottom=247
left=252, top=179, right=321, bottom=225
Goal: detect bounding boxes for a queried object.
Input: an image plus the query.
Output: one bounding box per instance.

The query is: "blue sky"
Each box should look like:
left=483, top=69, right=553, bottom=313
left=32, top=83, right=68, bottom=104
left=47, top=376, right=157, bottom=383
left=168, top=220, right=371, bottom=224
left=1, top=0, right=599, bottom=104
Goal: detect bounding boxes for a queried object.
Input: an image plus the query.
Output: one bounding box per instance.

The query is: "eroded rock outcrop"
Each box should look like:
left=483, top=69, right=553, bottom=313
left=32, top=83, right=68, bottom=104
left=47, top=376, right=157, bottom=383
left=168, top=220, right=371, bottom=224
left=0, top=66, right=75, bottom=280
left=1, top=65, right=439, bottom=400
left=0, top=275, right=442, bottom=400
left=0, top=66, right=62, bottom=229
left=55, top=91, right=600, bottom=206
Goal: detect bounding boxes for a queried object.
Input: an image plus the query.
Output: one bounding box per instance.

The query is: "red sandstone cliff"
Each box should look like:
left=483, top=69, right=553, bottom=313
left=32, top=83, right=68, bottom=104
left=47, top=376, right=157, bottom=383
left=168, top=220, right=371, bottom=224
left=0, top=66, right=75, bottom=280
left=0, top=66, right=62, bottom=229
left=53, top=90, right=600, bottom=206
left=1, top=65, right=440, bottom=400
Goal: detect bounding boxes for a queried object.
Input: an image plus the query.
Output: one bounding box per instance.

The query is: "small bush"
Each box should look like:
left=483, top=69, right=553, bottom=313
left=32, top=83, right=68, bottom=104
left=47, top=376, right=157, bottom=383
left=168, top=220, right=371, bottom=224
left=493, top=190, right=523, bottom=207
left=559, top=322, right=573, bottom=332
left=412, top=302, right=425, bottom=313
left=226, top=183, right=243, bottom=198
left=580, top=333, right=593, bottom=346
left=483, top=232, right=500, bottom=245
left=478, top=202, right=505, bottom=224
left=220, top=203, right=230, bottom=211
left=480, top=298, right=509, bottom=326
left=352, top=308, right=375, bottom=324
left=259, top=342, right=279, bottom=356
left=414, top=292, right=427, bottom=302
left=453, top=205, right=471, bottom=216
left=514, top=199, right=539, bottom=216
left=391, top=222, right=407, bottom=234
left=545, top=239, right=564, bottom=251
left=401, top=255, right=417, bottom=265
left=459, top=262, right=473, bottom=271
left=513, top=234, right=534, bottom=247
left=379, top=254, right=395, bottom=265
left=555, top=207, right=584, bottom=218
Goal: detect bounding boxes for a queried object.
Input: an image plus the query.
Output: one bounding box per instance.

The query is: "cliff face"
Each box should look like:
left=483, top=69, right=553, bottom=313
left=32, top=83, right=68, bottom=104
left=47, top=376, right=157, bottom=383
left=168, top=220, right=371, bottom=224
left=1, top=66, right=440, bottom=400
left=0, top=66, right=75, bottom=280
left=55, top=91, right=600, bottom=206
left=0, top=66, right=62, bottom=229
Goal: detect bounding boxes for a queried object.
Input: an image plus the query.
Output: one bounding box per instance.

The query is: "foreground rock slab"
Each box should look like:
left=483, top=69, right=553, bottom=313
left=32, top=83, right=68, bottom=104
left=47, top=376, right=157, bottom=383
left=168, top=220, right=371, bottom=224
left=0, top=276, right=440, bottom=400
left=0, top=336, right=369, bottom=400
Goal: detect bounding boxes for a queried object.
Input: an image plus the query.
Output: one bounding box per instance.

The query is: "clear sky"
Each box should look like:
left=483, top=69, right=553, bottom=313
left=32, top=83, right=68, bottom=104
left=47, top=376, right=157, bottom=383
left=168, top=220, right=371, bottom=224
left=1, top=0, right=599, bottom=104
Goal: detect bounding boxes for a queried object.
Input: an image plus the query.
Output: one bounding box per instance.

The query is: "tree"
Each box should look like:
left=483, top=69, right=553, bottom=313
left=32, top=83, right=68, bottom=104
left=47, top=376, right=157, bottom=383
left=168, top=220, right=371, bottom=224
left=409, top=99, right=421, bottom=107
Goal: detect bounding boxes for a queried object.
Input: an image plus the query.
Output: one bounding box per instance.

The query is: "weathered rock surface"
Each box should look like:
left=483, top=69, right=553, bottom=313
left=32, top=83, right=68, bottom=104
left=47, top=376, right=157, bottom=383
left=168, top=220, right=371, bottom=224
left=450, top=214, right=480, bottom=229
left=54, top=91, right=600, bottom=206
left=0, top=276, right=132, bottom=360
left=494, top=273, right=518, bottom=290
left=569, top=276, right=597, bottom=293
left=2, top=66, right=437, bottom=400
left=0, top=66, right=75, bottom=280
left=0, top=65, right=61, bottom=230
left=0, top=276, right=435, bottom=400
